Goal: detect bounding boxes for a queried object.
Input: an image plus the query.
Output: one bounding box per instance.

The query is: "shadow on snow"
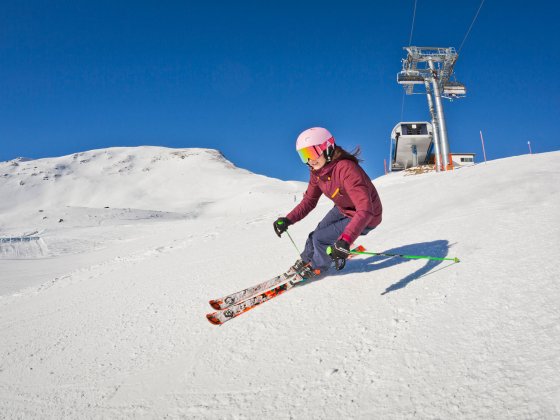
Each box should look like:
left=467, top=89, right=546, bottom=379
left=300, top=240, right=457, bottom=295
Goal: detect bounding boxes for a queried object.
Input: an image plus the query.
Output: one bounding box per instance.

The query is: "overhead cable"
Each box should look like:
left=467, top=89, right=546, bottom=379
left=402, top=0, right=418, bottom=121
left=458, top=0, right=486, bottom=53
left=408, top=0, right=418, bottom=46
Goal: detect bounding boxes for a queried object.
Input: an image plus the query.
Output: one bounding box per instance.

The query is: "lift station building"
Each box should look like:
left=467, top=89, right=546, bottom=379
left=390, top=122, right=476, bottom=171
left=390, top=122, right=434, bottom=171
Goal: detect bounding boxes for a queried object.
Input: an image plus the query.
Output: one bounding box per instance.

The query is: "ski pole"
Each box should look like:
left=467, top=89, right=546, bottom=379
left=349, top=250, right=460, bottom=263
left=285, top=231, right=301, bottom=256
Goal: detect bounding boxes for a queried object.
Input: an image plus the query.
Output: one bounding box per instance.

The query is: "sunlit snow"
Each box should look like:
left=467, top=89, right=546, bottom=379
left=1, top=147, right=559, bottom=418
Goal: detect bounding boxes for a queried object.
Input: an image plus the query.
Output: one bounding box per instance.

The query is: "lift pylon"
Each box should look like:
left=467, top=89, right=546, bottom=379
left=397, top=46, right=467, bottom=171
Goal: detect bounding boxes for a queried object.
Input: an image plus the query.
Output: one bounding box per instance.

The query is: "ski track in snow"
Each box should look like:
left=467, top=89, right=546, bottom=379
left=0, top=147, right=559, bottom=419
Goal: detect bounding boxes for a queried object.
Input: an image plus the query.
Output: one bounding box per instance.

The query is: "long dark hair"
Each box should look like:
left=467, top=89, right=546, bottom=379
left=331, top=145, right=363, bottom=164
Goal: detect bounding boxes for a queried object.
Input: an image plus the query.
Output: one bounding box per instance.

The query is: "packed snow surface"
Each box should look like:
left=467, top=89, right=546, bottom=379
left=0, top=147, right=559, bottom=418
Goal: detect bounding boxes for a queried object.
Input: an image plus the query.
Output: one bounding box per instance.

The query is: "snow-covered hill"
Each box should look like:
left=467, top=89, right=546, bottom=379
left=0, top=147, right=303, bottom=290
left=0, top=147, right=301, bottom=228
left=0, top=148, right=559, bottom=418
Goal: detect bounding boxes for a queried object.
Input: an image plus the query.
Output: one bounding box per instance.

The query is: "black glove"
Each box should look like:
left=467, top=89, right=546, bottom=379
left=273, top=217, right=292, bottom=237
left=327, top=239, right=350, bottom=270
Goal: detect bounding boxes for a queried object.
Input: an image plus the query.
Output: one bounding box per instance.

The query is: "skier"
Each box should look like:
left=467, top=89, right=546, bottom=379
left=273, top=127, right=382, bottom=279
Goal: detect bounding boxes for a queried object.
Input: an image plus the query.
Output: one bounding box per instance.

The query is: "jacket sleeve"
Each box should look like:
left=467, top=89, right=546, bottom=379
left=339, top=162, right=375, bottom=244
left=286, top=174, right=322, bottom=224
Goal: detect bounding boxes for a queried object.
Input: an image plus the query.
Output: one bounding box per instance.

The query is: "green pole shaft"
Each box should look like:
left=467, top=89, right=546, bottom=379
left=350, top=250, right=460, bottom=263
left=285, top=231, right=301, bottom=256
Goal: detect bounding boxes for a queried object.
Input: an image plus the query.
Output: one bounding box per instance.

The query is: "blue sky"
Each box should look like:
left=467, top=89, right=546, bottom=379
left=1, top=1, right=559, bottom=181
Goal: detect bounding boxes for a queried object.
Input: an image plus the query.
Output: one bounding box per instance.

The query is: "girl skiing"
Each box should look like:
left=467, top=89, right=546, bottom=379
left=273, top=127, right=382, bottom=279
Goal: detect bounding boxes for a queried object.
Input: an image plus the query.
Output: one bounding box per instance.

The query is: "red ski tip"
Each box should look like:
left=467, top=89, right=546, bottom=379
left=209, top=300, right=222, bottom=310
left=206, top=313, right=222, bottom=325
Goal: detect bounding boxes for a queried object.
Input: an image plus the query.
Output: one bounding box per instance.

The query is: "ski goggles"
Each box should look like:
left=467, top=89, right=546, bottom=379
left=296, top=137, right=334, bottom=163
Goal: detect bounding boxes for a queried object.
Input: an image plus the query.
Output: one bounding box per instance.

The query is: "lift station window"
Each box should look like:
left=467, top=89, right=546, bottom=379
left=403, top=124, right=428, bottom=136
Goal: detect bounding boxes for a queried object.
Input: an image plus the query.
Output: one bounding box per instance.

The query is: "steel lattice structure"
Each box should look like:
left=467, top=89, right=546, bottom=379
left=396, top=46, right=467, bottom=171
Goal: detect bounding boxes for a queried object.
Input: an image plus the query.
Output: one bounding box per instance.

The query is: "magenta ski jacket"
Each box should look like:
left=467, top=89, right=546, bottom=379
left=286, top=158, right=382, bottom=244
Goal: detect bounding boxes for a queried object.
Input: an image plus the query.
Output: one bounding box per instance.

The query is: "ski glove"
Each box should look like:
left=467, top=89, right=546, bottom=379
left=273, top=217, right=292, bottom=237
left=327, top=239, right=350, bottom=271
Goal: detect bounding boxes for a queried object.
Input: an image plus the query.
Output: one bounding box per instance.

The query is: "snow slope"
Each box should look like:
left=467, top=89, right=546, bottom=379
left=0, top=147, right=301, bottom=292
left=0, top=148, right=559, bottom=419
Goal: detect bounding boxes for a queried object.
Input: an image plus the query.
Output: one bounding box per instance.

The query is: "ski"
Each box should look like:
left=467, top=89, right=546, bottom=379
left=206, top=245, right=366, bottom=325
left=208, top=270, right=295, bottom=310
left=206, top=273, right=303, bottom=325
left=208, top=245, right=366, bottom=311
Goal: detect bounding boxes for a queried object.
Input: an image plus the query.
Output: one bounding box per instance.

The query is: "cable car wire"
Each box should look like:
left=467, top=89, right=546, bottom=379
left=458, top=0, right=486, bottom=53
left=408, top=0, right=418, bottom=46
left=401, top=0, right=418, bottom=121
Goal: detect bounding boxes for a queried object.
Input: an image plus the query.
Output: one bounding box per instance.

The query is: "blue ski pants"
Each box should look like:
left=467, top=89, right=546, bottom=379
left=300, top=206, right=373, bottom=272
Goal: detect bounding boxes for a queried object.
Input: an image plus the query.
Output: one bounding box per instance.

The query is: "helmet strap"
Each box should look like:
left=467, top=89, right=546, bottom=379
left=325, top=146, right=334, bottom=162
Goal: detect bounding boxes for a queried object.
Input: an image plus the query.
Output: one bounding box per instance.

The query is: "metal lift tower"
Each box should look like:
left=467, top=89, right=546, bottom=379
left=397, top=46, right=466, bottom=171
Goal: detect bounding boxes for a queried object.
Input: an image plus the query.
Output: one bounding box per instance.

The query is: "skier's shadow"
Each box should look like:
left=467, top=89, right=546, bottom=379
left=305, top=240, right=455, bottom=295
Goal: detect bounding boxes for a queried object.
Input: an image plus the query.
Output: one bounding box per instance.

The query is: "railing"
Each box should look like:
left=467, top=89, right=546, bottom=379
left=0, top=237, right=40, bottom=243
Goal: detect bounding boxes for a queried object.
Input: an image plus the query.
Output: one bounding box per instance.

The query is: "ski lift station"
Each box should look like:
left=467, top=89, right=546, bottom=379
left=390, top=122, right=433, bottom=171
left=391, top=46, right=475, bottom=172
left=390, top=122, right=476, bottom=171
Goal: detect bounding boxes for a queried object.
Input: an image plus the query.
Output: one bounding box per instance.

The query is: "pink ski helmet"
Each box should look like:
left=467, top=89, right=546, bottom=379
left=295, top=127, right=336, bottom=164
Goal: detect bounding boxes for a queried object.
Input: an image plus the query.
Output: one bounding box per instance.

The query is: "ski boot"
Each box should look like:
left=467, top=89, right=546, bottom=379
left=290, top=259, right=321, bottom=282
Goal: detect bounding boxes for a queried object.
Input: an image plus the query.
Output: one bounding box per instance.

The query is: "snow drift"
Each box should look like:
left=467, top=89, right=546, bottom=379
left=0, top=147, right=559, bottom=418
